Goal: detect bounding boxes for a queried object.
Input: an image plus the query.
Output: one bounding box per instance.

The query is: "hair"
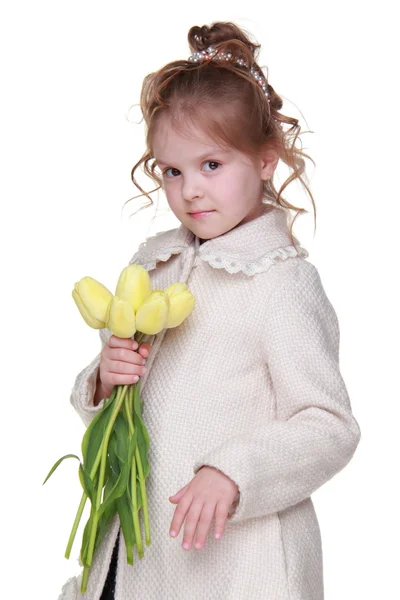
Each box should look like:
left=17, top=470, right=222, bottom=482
left=127, top=21, right=316, bottom=249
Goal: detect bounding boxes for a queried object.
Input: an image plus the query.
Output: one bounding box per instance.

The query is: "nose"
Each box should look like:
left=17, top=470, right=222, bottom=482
left=182, top=174, right=204, bottom=202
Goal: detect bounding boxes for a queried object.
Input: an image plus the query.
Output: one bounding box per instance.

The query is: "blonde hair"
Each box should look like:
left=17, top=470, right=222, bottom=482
left=128, top=21, right=316, bottom=247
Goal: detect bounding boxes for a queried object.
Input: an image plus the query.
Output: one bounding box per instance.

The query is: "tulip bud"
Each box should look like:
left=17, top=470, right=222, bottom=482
left=72, top=277, right=113, bottom=329
left=164, top=283, right=195, bottom=328
left=135, top=290, right=170, bottom=335
left=106, top=296, right=136, bottom=338
left=115, top=264, right=153, bottom=312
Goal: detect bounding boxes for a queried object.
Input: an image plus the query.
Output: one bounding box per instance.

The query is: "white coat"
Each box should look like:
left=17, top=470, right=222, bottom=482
left=59, top=203, right=361, bottom=599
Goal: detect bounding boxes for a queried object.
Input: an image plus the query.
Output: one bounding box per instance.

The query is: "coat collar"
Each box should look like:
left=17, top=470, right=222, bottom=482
left=130, top=203, right=309, bottom=276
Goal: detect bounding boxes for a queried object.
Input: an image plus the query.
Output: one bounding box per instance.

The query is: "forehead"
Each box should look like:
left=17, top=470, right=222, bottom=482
left=152, top=114, right=232, bottom=162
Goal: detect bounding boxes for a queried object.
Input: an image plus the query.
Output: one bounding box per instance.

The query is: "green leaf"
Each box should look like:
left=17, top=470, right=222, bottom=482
left=82, top=395, right=116, bottom=475
left=116, top=488, right=135, bottom=565
left=97, top=462, right=129, bottom=518
left=133, top=390, right=150, bottom=479
left=128, top=429, right=138, bottom=464
left=134, top=469, right=143, bottom=512
left=103, top=386, right=117, bottom=409
left=122, top=393, right=132, bottom=429
left=42, top=454, right=80, bottom=485
left=80, top=495, right=118, bottom=566
left=114, top=412, right=129, bottom=464
left=78, top=463, right=96, bottom=505
left=108, top=432, right=120, bottom=476
left=93, top=498, right=118, bottom=557
left=80, top=506, right=95, bottom=567
left=103, top=453, right=115, bottom=499
left=133, top=383, right=142, bottom=418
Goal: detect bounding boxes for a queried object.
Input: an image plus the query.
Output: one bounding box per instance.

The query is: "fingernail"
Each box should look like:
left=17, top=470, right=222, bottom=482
left=183, top=542, right=190, bottom=550
left=132, top=341, right=138, bottom=349
left=169, top=530, right=176, bottom=537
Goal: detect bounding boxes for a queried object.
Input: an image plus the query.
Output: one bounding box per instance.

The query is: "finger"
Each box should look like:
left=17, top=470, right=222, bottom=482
left=107, top=337, right=145, bottom=367
left=138, top=342, right=152, bottom=358
left=182, top=501, right=204, bottom=551
left=169, top=483, right=190, bottom=503
left=169, top=493, right=193, bottom=540
left=107, top=345, right=146, bottom=368
left=103, top=371, right=141, bottom=387
left=110, top=342, right=145, bottom=363
left=213, top=501, right=230, bottom=540
left=193, top=503, right=216, bottom=550
left=106, top=354, right=146, bottom=378
left=108, top=335, right=136, bottom=348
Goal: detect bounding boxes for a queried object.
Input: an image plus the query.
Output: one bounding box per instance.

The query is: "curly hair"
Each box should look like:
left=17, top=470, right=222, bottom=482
left=128, top=21, right=316, bottom=247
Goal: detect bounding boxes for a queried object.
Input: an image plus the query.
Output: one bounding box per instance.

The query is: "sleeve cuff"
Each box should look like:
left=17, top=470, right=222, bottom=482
left=69, top=353, right=104, bottom=428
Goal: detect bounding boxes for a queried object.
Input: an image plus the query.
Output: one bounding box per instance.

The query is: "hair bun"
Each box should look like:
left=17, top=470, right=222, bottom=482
left=188, top=21, right=261, bottom=63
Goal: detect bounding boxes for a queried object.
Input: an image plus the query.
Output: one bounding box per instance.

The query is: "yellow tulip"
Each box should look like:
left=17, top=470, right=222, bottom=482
left=72, top=277, right=113, bottom=329
left=164, top=283, right=196, bottom=328
left=115, top=264, right=153, bottom=312
left=135, top=291, right=170, bottom=335
left=106, top=296, right=136, bottom=338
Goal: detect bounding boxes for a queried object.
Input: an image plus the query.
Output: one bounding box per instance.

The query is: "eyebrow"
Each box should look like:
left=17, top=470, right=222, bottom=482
left=154, top=149, right=230, bottom=167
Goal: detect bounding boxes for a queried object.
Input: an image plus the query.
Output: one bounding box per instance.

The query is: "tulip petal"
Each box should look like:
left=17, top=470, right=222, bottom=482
left=135, top=290, right=170, bottom=335
left=73, top=277, right=113, bottom=327
left=106, top=296, right=136, bottom=338
left=72, top=289, right=105, bottom=329
left=115, top=264, right=152, bottom=312
left=165, top=284, right=196, bottom=328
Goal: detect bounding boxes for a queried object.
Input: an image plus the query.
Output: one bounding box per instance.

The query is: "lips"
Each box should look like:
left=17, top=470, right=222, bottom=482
left=189, top=210, right=214, bottom=214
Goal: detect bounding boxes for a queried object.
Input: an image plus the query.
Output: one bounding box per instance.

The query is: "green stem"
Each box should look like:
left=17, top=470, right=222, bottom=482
left=135, top=331, right=147, bottom=346
left=81, top=566, right=89, bottom=595
left=132, top=332, right=151, bottom=545
left=131, top=381, right=151, bottom=547
left=80, top=502, right=96, bottom=594
left=65, top=396, right=116, bottom=559
left=65, top=491, right=88, bottom=559
left=78, top=332, right=152, bottom=591
left=85, top=385, right=129, bottom=568
left=135, top=442, right=151, bottom=546
left=124, top=385, right=144, bottom=558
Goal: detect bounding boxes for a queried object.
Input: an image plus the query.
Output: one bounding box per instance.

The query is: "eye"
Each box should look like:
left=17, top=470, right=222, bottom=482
left=203, top=161, right=221, bottom=172
left=163, top=167, right=180, bottom=178
left=162, top=160, right=221, bottom=178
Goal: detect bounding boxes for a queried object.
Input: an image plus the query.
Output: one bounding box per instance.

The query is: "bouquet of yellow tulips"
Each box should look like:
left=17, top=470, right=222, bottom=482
left=43, top=263, right=195, bottom=594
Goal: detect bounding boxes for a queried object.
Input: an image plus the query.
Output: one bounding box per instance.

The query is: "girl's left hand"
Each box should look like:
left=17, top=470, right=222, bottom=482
left=168, top=466, right=239, bottom=551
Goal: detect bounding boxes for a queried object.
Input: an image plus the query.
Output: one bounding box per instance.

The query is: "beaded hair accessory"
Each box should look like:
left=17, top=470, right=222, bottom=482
left=188, top=45, right=270, bottom=101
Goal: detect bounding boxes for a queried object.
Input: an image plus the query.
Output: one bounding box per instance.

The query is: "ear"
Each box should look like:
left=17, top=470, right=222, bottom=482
left=259, top=145, right=279, bottom=180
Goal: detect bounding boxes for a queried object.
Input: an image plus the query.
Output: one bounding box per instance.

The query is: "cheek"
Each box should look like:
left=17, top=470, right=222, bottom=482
left=216, top=174, right=246, bottom=207
left=163, top=183, right=179, bottom=207
left=165, top=195, right=188, bottom=222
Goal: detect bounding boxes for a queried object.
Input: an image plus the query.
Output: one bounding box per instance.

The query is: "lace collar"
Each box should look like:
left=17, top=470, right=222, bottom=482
left=130, top=203, right=309, bottom=276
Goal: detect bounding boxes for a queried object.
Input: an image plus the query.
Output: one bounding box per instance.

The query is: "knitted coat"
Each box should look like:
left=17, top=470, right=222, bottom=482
left=59, top=203, right=361, bottom=600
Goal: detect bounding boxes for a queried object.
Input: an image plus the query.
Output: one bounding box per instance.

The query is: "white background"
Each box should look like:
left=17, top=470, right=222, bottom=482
left=2, top=1, right=399, bottom=598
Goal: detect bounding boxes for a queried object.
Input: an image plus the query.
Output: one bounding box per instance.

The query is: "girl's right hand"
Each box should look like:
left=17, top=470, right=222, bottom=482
left=98, top=335, right=152, bottom=399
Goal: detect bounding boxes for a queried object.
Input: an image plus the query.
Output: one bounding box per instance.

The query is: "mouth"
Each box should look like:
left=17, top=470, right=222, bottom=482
left=188, top=210, right=215, bottom=219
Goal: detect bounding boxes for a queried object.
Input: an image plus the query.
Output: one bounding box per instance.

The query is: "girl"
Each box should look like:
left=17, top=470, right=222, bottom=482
left=59, top=21, right=361, bottom=600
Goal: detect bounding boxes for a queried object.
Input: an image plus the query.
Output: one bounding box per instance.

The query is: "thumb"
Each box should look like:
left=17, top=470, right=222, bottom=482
left=169, top=483, right=189, bottom=503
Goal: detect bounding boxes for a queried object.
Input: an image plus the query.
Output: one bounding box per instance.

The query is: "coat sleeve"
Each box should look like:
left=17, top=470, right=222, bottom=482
left=192, top=259, right=361, bottom=523
left=69, top=327, right=112, bottom=428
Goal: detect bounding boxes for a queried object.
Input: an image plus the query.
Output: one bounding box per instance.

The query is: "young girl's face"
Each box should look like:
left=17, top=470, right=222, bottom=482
left=152, top=114, right=275, bottom=242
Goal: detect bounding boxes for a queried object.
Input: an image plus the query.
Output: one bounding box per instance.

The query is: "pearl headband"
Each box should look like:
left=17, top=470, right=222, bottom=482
left=187, top=45, right=270, bottom=101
